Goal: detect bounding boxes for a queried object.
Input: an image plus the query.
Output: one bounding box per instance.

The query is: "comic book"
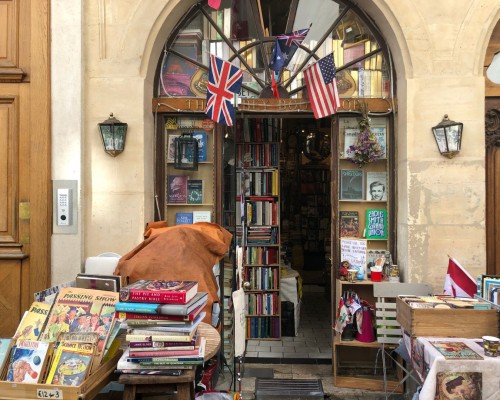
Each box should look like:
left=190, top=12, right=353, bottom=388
left=45, top=341, right=96, bottom=386
left=5, top=340, right=53, bottom=383
left=13, top=301, right=52, bottom=342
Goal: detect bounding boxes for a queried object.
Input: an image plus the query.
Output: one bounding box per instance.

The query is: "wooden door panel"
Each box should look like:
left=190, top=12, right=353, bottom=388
left=0, top=259, right=21, bottom=336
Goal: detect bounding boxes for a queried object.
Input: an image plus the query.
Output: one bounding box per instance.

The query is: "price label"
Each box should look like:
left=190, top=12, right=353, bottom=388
left=37, top=388, right=63, bottom=399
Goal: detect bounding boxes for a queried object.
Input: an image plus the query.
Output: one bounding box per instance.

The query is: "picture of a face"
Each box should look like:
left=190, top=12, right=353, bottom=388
left=370, top=181, right=385, bottom=200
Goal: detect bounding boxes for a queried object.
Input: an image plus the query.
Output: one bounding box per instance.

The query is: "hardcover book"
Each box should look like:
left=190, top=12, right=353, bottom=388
left=192, top=210, right=211, bottom=223
left=38, top=287, right=119, bottom=373
left=167, top=175, right=187, bottom=204
left=45, top=341, right=96, bottom=386
left=119, top=280, right=199, bottom=304
left=175, top=212, right=193, bottom=225
left=128, top=339, right=196, bottom=350
left=430, top=341, right=483, bottom=360
left=125, top=330, right=197, bottom=343
left=435, top=372, right=482, bottom=400
left=116, top=349, right=194, bottom=371
left=365, top=209, right=388, bottom=239
left=127, top=313, right=204, bottom=335
left=339, top=211, right=359, bottom=237
left=366, top=171, right=387, bottom=201
left=187, top=180, right=203, bottom=204
left=193, top=132, right=207, bottom=162
left=5, top=339, right=52, bottom=383
left=13, top=301, right=52, bottom=342
left=340, top=169, right=364, bottom=200
left=115, top=292, right=208, bottom=316
left=115, top=303, right=204, bottom=322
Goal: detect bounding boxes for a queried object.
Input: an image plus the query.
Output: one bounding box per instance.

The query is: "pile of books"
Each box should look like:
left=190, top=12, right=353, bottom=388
left=399, top=295, right=492, bottom=309
left=0, top=287, right=122, bottom=385
left=115, top=279, right=209, bottom=376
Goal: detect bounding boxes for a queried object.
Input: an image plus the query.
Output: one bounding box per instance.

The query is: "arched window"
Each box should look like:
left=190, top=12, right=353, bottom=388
left=155, top=0, right=393, bottom=101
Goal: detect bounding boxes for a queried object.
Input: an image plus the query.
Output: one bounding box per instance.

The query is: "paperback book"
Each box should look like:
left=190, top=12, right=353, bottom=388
left=365, top=209, right=388, bottom=239
left=119, top=280, right=198, bottom=304
left=339, top=211, right=359, bottom=238
left=175, top=212, right=193, bottom=225
left=167, top=175, right=187, bottom=204
left=340, top=169, right=364, bottom=200
left=115, top=292, right=208, bottom=316
left=193, top=132, right=208, bottom=162
left=430, top=341, right=483, bottom=360
left=187, top=180, right=203, bottom=204
left=45, top=342, right=96, bottom=385
left=13, top=301, right=52, bottom=342
left=5, top=339, right=52, bottom=383
left=192, top=210, right=211, bottom=223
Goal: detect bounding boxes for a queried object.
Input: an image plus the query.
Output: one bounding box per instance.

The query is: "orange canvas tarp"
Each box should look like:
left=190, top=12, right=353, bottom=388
left=114, top=222, right=232, bottom=324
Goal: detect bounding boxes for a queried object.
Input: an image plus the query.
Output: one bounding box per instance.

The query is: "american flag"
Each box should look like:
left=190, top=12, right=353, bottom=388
left=303, top=53, right=340, bottom=119
left=205, top=54, right=243, bottom=127
left=269, top=28, right=309, bottom=72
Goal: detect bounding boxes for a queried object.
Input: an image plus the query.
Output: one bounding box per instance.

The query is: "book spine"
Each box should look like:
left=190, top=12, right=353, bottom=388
left=115, top=303, right=158, bottom=314
left=122, top=290, right=187, bottom=304
left=116, top=312, right=188, bottom=321
left=129, top=340, right=195, bottom=348
left=126, top=334, right=195, bottom=342
left=139, top=359, right=203, bottom=366
left=129, top=349, right=198, bottom=357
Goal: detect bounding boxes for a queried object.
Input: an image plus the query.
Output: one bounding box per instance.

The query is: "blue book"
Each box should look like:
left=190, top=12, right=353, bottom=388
left=175, top=212, right=193, bottom=225
left=193, top=132, right=207, bottom=162
left=115, top=292, right=208, bottom=316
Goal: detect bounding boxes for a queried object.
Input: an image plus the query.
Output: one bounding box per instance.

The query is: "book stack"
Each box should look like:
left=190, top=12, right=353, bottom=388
left=115, top=280, right=209, bottom=375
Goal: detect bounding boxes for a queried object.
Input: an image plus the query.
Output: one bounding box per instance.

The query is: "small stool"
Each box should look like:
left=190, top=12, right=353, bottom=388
left=118, top=369, right=195, bottom=400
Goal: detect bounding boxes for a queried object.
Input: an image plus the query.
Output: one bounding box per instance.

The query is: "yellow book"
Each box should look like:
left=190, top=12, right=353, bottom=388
left=13, top=301, right=52, bottom=342
left=45, top=341, right=96, bottom=385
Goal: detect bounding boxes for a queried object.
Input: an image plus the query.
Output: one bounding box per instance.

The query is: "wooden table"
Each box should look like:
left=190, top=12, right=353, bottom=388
left=118, top=322, right=221, bottom=400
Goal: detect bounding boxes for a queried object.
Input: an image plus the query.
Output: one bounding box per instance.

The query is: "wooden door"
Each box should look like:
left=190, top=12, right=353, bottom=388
left=0, top=0, right=51, bottom=336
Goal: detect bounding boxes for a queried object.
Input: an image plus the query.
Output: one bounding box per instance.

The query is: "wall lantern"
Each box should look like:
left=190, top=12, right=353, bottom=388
left=98, top=113, right=128, bottom=157
left=431, top=114, right=463, bottom=159
left=174, top=133, right=199, bottom=170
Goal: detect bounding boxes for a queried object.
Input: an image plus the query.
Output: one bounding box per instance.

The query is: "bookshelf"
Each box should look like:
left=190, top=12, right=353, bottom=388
left=163, top=116, right=216, bottom=225
left=236, top=116, right=281, bottom=340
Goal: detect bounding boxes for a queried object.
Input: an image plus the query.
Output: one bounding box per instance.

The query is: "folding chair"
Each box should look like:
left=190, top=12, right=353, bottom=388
left=373, top=282, right=432, bottom=399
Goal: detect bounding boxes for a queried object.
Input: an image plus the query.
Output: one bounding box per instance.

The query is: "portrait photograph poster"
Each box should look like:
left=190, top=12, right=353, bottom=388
left=366, top=171, right=387, bottom=201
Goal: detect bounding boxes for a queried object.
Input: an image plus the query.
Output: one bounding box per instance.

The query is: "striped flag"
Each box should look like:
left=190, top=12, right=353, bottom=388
left=443, top=257, right=477, bottom=298
left=208, top=0, right=221, bottom=10
left=303, top=53, right=340, bottom=119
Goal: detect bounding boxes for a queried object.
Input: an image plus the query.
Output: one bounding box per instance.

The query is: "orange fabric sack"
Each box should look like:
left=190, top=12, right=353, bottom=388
left=114, top=222, right=232, bottom=325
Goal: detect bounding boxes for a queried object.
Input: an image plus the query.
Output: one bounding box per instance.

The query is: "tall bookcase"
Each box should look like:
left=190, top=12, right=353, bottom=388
left=163, top=116, right=216, bottom=225
left=332, top=115, right=397, bottom=390
left=236, top=116, right=281, bottom=340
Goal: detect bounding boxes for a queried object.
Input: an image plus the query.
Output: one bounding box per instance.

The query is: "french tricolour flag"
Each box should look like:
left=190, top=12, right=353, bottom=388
left=443, top=257, right=477, bottom=298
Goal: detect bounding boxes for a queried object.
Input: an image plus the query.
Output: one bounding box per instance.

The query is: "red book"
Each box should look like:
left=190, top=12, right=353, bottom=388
left=116, top=304, right=204, bottom=322
left=119, top=280, right=198, bottom=304
left=128, top=339, right=196, bottom=349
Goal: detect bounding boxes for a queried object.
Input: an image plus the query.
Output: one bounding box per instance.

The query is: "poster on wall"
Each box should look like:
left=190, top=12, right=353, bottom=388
left=340, top=238, right=367, bottom=275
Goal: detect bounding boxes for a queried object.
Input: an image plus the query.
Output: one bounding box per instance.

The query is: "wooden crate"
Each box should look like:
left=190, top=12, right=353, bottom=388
left=396, top=297, right=499, bottom=338
left=0, top=349, right=122, bottom=400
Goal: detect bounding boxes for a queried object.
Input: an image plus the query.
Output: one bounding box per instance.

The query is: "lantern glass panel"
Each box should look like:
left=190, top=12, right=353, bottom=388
left=433, top=127, right=447, bottom=154
left=445, top=126, right=460, bottom=152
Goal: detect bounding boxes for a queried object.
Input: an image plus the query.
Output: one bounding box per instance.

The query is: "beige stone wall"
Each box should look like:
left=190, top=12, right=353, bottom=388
left=51, top=0, right=500, bottom=292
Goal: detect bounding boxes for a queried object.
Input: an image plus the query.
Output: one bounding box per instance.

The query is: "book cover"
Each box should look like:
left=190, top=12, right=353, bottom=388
left=116, top=303, right=204, bottom=322
left=13, top=301, right=52, bottom=342
left=187, top=180, right=203, bottom=204
left=167, top=134, right=181, bottom=162
left=339, top=211, right=359, bottom=237
left=193, top=132, right=207, bottom=162
left=45, top=342, right=95, bottom=386
left=366, top=171, right=387, bottom=201
left=365, top=209, right=388, bottom=239
left=0, top=338, right=14, bottom=380
left=430, top=341, right=483, bottom=360
left=435, top=372, right=482, bottom=400
left=115, top=292, right=208, bottom=316
left=371, top=126, right=387, bottom=158
left=340, top=169, right=364, bottom=200
left=192, top=210, right=211, bottom=223
left=175, top=212, right=193, bottom=225
left=75, top=273, right=121, bottom=292
left=167, top=175, right=187, bottom=204
left=6, top=339, right=52, bottom=383
left=38, top=287, right=119, bottom=373
left=343, top=128, right=359, bottom=158
left=119, top=280, right=198, bottom=304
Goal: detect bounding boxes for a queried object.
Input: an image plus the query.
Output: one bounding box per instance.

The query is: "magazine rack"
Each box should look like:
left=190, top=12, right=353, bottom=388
left=0, top=349, right=122, bottom=400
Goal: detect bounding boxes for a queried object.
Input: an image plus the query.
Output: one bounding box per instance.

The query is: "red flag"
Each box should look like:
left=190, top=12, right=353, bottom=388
left=208, top=0, right=221, bottom=10
left=304, top=53, right=340, bottom=119
left=271, top=74, right=280, bottom=99
left=443, top=257, right=477, bottom=298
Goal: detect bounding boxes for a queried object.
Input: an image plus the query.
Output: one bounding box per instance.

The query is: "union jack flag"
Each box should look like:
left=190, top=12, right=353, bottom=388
left=205, top=54, right=243, bottom=127
left=269, top=28, right=309, bottom=72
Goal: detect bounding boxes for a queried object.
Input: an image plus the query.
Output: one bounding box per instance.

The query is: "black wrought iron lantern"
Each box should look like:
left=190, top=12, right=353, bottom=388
left=174, top=133, right=199, bottom=170
left=97, top=113, right=128, bottom=157
left=431, top=114, right=463, bottom=159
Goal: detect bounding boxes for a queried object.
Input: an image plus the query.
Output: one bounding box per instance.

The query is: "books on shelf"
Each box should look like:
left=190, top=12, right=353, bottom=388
left=187, top=179, right=203, bottom=204
left=176, top=212, right=193, bottom=225
left=167, top=175, right=187, bottom=204
left=366, top=171, right=387, bottom=201
left=115, top=292, right=208, bottom=316
left=120, top=280, right=198, bottom=304
left=13, top=301, right=52, bottom=342
left=193, top=210, right=211, bottom=223
left=5, top=339, right=53, bottom=383
left=365, top=209, right=388, bottom=239
left=340, top=169, right=364, bottom=200
left=339, top=211, right=359, bottom=238
left=45, top=341, right=96, bottom=385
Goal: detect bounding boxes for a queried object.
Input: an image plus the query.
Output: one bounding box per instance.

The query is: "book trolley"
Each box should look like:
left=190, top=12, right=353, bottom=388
left=0, top=349, right=122, bottom=400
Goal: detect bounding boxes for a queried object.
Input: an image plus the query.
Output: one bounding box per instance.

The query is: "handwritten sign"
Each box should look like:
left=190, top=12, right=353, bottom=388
left=340, top=238, right=367, bottom=273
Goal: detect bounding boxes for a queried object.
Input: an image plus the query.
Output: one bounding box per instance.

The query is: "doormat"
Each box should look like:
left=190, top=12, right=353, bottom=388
left=255, top=378, right=324, bottom=399
left=242, top=367, right=274, bottom=378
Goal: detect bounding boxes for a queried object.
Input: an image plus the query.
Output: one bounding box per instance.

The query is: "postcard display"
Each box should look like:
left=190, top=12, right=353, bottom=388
left=235, top=117, right=281, bottom=340
left=333, top=116, right=397, bottom=391
left=165, top=116, right=215, bottom=226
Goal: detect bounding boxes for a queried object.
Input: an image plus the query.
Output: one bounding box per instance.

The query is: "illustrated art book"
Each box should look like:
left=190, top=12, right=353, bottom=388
left=45, top=341, right=96, bottom=386
left=13, top=301, right=52, bottom=342
left=119, top=280, right=199, bottom=304
left=435, top=371, right=482, bottom=400
left=430, top=341, right=483, bottom=360
left=339, top=211, right=360, bottom=238
left=340, top=169, right=364, bottom=200
left=5, top=339, right=52, bottom=383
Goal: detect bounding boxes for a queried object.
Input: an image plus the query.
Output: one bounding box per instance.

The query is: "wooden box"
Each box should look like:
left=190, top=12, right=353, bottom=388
left=396, top=297, right=499, bottom=338
left=0, top=349, right=122, bottom=400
